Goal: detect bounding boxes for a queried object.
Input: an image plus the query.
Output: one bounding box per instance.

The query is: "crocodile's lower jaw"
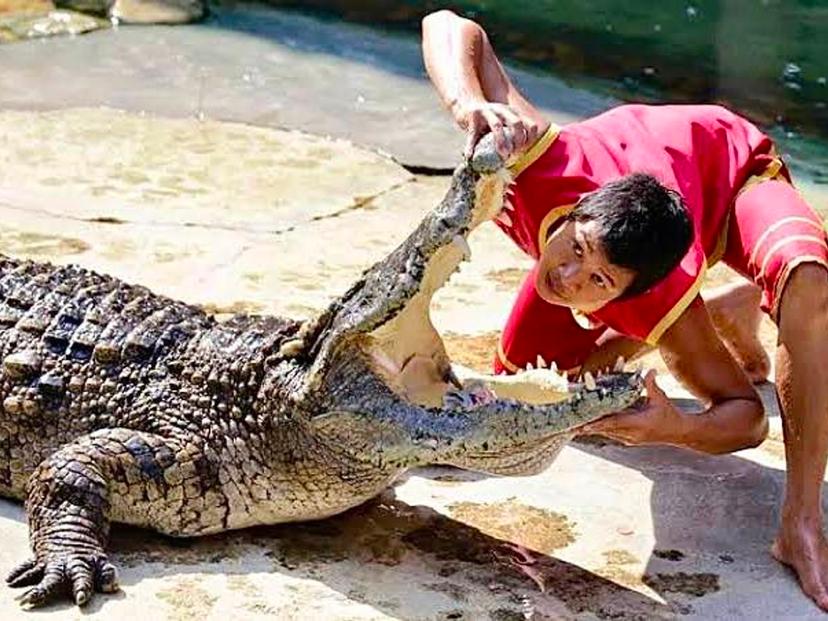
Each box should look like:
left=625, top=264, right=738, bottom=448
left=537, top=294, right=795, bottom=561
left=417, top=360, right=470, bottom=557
left=363, top=169, right=510, bottom=407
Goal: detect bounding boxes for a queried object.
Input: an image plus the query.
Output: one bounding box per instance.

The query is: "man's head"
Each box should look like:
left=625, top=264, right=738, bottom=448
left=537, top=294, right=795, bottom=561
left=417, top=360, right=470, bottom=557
left=535, top=173, right=693, bottom=313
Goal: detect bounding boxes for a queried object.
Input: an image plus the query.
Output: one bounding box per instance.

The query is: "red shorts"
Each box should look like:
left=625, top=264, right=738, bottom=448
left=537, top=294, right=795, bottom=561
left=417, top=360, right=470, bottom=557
left=495, top=179, right=828, bottom=374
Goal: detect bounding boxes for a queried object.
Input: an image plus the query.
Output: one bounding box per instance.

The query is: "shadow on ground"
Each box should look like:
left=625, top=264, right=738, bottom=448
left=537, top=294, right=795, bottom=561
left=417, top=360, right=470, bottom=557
left=1, top=487, right=674, bottom=619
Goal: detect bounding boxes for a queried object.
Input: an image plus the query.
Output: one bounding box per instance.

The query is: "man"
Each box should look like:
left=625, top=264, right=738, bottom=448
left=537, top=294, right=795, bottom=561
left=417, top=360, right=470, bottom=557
left=421, top=9, right=828, bottom=611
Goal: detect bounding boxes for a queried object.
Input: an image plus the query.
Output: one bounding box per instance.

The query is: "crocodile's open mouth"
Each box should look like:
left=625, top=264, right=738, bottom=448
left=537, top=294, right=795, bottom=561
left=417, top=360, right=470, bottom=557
left=361, top=165, right=512, bottom=407
left=299, top=133, right=641, bottom=418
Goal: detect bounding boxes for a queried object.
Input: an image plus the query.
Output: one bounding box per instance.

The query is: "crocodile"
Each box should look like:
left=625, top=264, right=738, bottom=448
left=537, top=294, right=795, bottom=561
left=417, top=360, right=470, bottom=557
left=0, top=135, right=643, bottom=608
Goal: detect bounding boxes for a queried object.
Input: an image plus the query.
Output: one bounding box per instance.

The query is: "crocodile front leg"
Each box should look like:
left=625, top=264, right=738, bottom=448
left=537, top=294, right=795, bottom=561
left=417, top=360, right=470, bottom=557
left=7, top=429, right=215, bottom=608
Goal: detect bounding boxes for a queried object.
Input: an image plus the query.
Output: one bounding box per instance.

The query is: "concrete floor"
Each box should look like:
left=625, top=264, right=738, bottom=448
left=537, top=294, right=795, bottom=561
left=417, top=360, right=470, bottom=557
left=0, top=106, right=820, bottom=621
left=0, top=7, right=827, bottom=619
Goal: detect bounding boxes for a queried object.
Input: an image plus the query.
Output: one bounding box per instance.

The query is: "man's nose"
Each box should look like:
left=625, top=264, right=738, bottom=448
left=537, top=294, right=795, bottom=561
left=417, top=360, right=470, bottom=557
left=558, top=261, right=580, bottom=281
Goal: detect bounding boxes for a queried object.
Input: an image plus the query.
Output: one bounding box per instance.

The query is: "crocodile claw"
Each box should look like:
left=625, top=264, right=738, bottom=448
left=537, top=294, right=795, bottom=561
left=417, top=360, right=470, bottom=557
left=9, top=553, right=119, bottom=608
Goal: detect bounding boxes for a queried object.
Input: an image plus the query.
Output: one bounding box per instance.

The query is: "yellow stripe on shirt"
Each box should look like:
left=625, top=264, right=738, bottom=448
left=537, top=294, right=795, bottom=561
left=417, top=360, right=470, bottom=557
left=508, top=124, right=561, bottom=177
left=644, top=258, right=708, bottom=345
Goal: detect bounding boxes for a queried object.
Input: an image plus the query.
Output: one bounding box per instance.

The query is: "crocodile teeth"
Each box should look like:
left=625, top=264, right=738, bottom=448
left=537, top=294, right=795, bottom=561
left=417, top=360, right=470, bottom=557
left=525, top=362, right=534, bottom=371
left=614, top=355, right=626, bottom=372
left=583, top=371, right=597, bottom=391
left=496, top=210, right=513, bottom=227
left=536, top=354, right=547, bottom=369
left=452, top=235, right=472, bottom=261
left=549, top=361, right=558, bottom=373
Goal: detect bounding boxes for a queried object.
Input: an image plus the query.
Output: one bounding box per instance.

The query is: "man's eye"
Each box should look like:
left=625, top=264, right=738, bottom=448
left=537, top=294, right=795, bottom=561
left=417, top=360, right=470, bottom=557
left=591, top=273, right=606, bottom=289
left=573, top=241, right=583, bottom=257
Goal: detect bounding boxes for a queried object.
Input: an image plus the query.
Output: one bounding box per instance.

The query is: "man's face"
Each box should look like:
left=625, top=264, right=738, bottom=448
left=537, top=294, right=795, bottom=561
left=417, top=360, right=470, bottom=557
left=535, top=218, right=636, bottom=313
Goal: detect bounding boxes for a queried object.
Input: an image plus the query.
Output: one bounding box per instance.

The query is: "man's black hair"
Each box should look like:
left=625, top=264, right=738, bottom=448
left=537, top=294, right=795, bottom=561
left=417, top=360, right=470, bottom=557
left=568, top=173, right=693, bottom=298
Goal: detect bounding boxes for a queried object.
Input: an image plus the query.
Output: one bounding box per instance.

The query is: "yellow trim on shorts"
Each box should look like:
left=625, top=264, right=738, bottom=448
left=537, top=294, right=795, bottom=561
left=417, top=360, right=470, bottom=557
left=749, top=217, right=826, bottom=267
left=735, top=154, right=784, bottom=199
left=759, top=235, right=828, bottom=281
left=508, top=124, right=561, bottom=177
left=710, top=154, right=789, bottom=266
left=771, top=256, right=828, bottom=321
left=644, top=258, right=709, bottom=346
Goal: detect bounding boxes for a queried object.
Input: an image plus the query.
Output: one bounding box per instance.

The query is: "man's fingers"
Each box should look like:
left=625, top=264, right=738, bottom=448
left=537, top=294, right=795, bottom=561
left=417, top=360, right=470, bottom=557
left=495, top=107, right=529, bottom=151
left=642, top=370, right=668, bottom=402
left=482, top=109, right=512, bottom=157
left=581, top=408, right=639, bottom=435
left=459, top=103, right=534, bottom=158
left=463, top=130, right=480, bottom=159
left=525, top=123, right=541, bottom=147
left=463, top=114, right=485, bottom=158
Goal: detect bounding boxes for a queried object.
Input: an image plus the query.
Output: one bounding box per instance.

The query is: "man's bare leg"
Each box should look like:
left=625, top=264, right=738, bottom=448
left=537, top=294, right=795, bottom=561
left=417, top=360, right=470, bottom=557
left=705, top=280, right=771, bottom=383
left=769, top=264, right=828, bottom=610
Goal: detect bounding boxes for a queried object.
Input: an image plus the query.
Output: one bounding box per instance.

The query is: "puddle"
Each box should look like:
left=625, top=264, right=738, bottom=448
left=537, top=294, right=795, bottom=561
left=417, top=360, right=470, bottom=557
left=642, top=572, right=720, bottom=598
left=653, top=549, right=686, bottom=562
left=448, top=499, right=577, bottom=555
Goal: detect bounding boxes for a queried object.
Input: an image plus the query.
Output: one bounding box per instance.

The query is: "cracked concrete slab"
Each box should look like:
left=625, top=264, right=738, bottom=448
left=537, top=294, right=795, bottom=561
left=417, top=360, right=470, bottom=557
left=0, top=107, right=412, bottom=230
left=0, top=108, right=826, bottom=621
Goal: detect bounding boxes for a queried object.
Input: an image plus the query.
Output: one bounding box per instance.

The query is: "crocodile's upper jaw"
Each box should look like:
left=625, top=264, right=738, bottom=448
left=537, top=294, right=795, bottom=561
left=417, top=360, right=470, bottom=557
left=362, top=164, right=512, bottom=407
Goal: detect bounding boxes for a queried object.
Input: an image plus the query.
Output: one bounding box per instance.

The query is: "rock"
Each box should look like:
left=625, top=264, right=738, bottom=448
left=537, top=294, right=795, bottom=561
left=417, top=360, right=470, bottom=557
left=109, top=0, right=204, bottom=24
left=0, top=8, right=107, bottom=42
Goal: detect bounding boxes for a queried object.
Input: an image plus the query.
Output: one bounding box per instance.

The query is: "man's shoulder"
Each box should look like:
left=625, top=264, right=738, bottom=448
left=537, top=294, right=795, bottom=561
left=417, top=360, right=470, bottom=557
left=575, top=102, right=746, bottom=128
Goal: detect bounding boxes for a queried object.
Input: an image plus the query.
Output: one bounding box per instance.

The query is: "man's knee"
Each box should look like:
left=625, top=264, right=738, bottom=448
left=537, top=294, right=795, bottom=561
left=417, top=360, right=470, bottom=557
left=777, top=263, right=828, bottom=333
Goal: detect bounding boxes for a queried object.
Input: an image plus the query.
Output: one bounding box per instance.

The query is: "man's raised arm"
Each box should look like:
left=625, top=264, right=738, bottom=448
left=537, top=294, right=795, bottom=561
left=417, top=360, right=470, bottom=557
left=421, top=10, right=549, bottom=158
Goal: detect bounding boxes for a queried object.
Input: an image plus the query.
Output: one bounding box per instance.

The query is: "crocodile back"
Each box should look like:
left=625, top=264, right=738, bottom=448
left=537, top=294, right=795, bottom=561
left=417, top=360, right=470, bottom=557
left=0, top=255, right=299, bottom=498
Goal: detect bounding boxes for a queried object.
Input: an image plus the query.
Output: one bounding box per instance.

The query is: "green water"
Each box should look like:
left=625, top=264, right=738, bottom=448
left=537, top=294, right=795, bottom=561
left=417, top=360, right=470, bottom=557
left=264, top=0, right=827, bottom=179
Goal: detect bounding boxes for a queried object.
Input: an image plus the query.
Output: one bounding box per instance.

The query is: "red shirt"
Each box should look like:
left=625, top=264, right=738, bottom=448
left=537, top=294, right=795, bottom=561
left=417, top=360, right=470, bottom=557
left=500, top=104, right=782, bottom=344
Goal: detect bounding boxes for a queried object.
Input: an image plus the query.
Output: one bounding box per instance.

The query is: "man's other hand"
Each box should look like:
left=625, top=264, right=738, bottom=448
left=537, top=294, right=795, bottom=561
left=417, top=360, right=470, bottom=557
left=579, top=370, right=685, bottom=445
